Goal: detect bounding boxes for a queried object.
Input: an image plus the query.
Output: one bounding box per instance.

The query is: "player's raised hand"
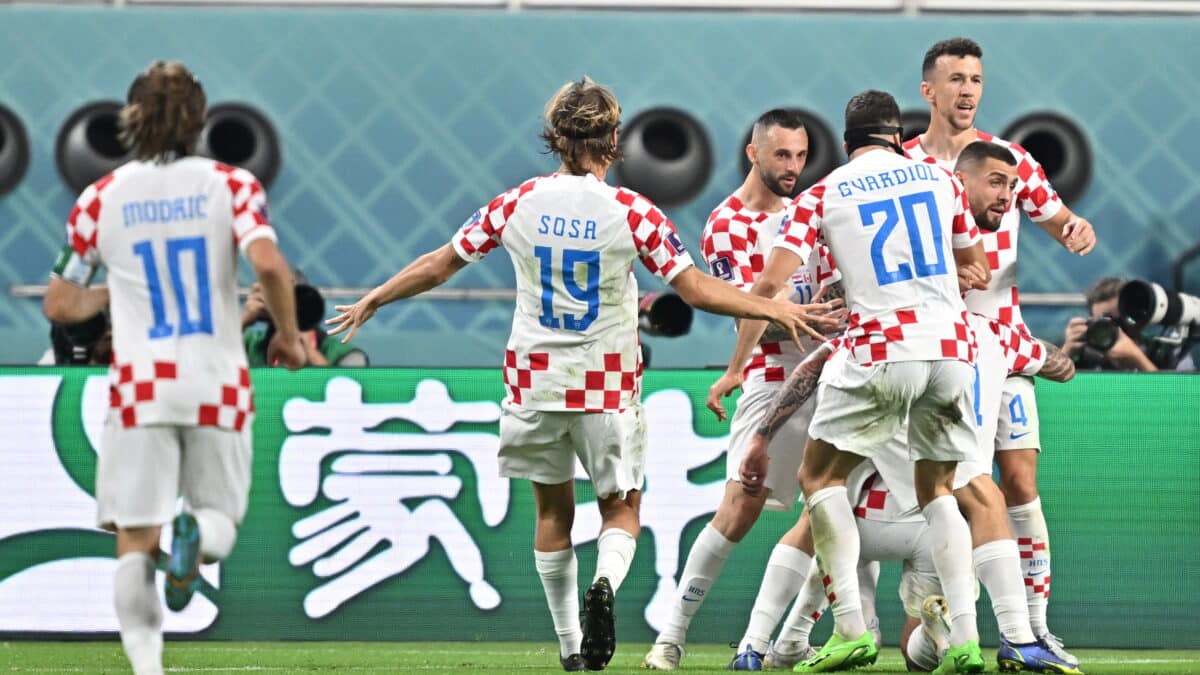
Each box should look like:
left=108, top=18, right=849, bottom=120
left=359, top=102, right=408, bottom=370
left=326, top=296, right=379, bottom=344
left=1062, top=217, right=1097, bottom=255
left=773, top=298, right=845, bottom=345
left=706, top=370, right=744, bottom=421
left=268, top=331, right=307, bottom=371
left=738, top=434, right=770, bottom=494
left=958, top=260, right=990, bottom=293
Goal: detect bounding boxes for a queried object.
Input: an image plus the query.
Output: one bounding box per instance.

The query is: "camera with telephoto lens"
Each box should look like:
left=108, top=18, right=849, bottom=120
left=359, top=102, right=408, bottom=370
left=1117, top=280, right=1200, bottom=330
left=1083, top=314, right=1122, bottom=352
left=1115, top=279, right=1199, bottom=369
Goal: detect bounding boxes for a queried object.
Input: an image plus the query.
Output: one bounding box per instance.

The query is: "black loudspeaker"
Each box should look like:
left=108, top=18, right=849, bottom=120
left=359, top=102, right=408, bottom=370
left=55, top=101, right=132, bottom=194
left=0, top=105, right=30, bottom=196
left=196, top=103, right=282, bottom=188
left=900, top=109, right=930, bottom=143
left=1001, top=112, right=1093, bottom=205
left=738, top=109, right=839, bottom=194
left=616, top=107, right=712, bottom=207
left=638, top=292, right=693, bottom=337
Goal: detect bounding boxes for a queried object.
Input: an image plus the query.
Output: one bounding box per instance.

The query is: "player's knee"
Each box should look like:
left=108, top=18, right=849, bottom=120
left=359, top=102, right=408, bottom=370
left=712, top=492, right=764, bottom=542
left=998, top=471, right=1038, bottom=506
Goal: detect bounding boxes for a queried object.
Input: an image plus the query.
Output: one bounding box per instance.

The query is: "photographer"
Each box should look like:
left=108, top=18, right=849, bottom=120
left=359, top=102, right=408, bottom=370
left=242, top=274, right=368, bottom=367
left=1063, top=277, right=1159, bottom=371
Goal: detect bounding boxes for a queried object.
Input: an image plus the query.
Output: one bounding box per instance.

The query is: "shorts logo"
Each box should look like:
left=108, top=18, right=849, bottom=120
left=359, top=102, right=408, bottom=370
left=710, top=256, right=734, bottom=281
left=1008, top=431, right=1033, bottom=441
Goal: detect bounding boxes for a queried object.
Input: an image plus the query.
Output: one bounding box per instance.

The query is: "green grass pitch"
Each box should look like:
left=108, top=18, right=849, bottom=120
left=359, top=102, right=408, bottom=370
left=2, top=642, right=1199, bottom=674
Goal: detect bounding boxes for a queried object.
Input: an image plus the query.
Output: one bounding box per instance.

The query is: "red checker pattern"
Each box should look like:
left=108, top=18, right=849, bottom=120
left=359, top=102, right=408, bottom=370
left=197, top=367, right=255, bottom=431
left=939, top=314, right=978, bottom=364
left=503, top=349, right=550, bottom=406
left=564, top=352, right=638, bottom=412
left=66, top=172, right=116, bottom=257
left=110, top=359, right=179, bottom=428
left=821, top=574, right=836, bottom=603
left=853, top=473, right=888, bottom=519
left=458, top=175, right=548, bottom=259
left=622, top=188, right=687, bottom=281
left=701, top=195, right=770, bottom=288
left=778, top=184, right=826, bottom=257
left=843, top=309, right=918, bottom=366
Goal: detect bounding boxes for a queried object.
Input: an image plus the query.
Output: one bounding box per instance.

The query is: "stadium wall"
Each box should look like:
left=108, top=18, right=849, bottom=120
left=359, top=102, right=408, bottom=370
left=1, top=367, right=1196, bottom=648
left=0, top=7, right=1198, bottom=367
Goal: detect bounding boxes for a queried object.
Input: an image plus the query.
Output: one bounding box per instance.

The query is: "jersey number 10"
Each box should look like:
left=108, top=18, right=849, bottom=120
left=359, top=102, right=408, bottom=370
left=858, top=190, right=948, bottom=287
left=132, top=236, right=214, bottom=339
left=534, top=245, right=599, bottom=331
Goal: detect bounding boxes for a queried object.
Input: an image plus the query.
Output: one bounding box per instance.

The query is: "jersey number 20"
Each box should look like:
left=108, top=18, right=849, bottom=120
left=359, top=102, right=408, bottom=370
left=534, top=245, right=599, bottom=331
left=132, top=236, right=214, bottom=339
left=858, top=190, right=948, bottom=287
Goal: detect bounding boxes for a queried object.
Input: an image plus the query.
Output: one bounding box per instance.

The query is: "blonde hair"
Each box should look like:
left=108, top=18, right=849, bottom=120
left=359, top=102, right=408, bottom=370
left=119, top=61, right=206, bottom=162
left=540, top=77, right=621, bottom=175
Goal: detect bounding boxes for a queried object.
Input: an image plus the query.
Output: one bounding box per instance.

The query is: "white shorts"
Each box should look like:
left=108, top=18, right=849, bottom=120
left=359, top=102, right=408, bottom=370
left=96, top=419, right=252, bottom=531
left=809, top=356, right=978, bottom=464
left=726, top=380, right=814, bottom=511
left=498, top=403, right=646, bottom=500
left=855, top=517, right=940, bottom=618
left=995, top=376, right=1041, bottom=451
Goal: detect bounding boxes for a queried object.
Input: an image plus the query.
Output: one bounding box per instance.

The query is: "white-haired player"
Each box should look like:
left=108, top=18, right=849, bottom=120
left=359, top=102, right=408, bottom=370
left=906, top=38, right=1098, bottom=664
left=43, top=61, right=306, bottom=675
left=327, top=77, right=838, bottom=672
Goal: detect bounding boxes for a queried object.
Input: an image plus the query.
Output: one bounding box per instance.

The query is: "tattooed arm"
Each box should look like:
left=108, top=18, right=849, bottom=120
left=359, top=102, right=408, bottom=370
left=1036, top=339, right=1076, bottom=383
left=738, top=343, right=833, bottom=493
left=755, top=343, right=833, bottom=439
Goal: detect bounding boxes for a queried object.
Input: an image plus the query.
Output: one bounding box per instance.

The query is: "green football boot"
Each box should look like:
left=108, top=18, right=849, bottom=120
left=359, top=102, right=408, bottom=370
left=793, top=631, right=877, bottom=672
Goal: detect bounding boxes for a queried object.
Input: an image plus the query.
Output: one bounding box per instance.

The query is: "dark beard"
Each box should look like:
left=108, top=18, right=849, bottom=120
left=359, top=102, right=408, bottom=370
left=760, top=172, right=798, bottom=199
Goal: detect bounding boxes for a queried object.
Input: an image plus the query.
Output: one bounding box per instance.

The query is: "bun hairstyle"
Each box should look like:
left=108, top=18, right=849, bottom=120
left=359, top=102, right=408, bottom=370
left=119, top=61, right=206, bottom=162
left=540, top=77, right=621, bottom=175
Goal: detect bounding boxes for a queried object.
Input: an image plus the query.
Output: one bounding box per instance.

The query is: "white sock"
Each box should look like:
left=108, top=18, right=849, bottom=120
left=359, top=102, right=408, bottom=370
left=777, top=560, right=827, bottom=647
left=594, top=528, right=637, bottom=593
left=114, top=553, right=164, bottom=675
left=906, top=623, right=942, bottom=672
left=535, top=548, right=582, bottom=658
left=194, top=508, right=237, bottom=562
left=974, top=539, right=1036, bottom=643
left=922, top=495, right=978, bottom=646
left=656, top=524, right=734, bottom=646
left=740, top=544, right=813, bottom=654
left=858, top=559, right=882, bottom=648
left=808, top=486, right=866, bottom=639
left=1008, top=498, right=1051, bottom=635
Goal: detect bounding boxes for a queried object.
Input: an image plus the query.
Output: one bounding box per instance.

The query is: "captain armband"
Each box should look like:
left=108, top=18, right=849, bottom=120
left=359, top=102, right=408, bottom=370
left=50, top=244, right=99, bottom=287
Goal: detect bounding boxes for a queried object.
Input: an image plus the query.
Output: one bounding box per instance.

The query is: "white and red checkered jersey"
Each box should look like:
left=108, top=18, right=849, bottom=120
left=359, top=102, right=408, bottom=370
left=701, top=194, right=839, bottom=385
left=57, top=158, right=274, bottom=431
left=776, top=150, right=980, bottom=366
left=452, top=173, right=695, bottom=412
left=905, top=132, right=1063, bottom=329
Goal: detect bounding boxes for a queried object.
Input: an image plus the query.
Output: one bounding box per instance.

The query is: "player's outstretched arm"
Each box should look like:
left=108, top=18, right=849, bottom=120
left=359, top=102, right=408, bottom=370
left=327, top=244, right=468, bottom=343
left=1037, top=207, right=1097, bottom=256
left=1035, top=338, right=1076, bottom=383
left=43, top=279, right=109, bottom=325
left=669, top=265, right=840, bottom=342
